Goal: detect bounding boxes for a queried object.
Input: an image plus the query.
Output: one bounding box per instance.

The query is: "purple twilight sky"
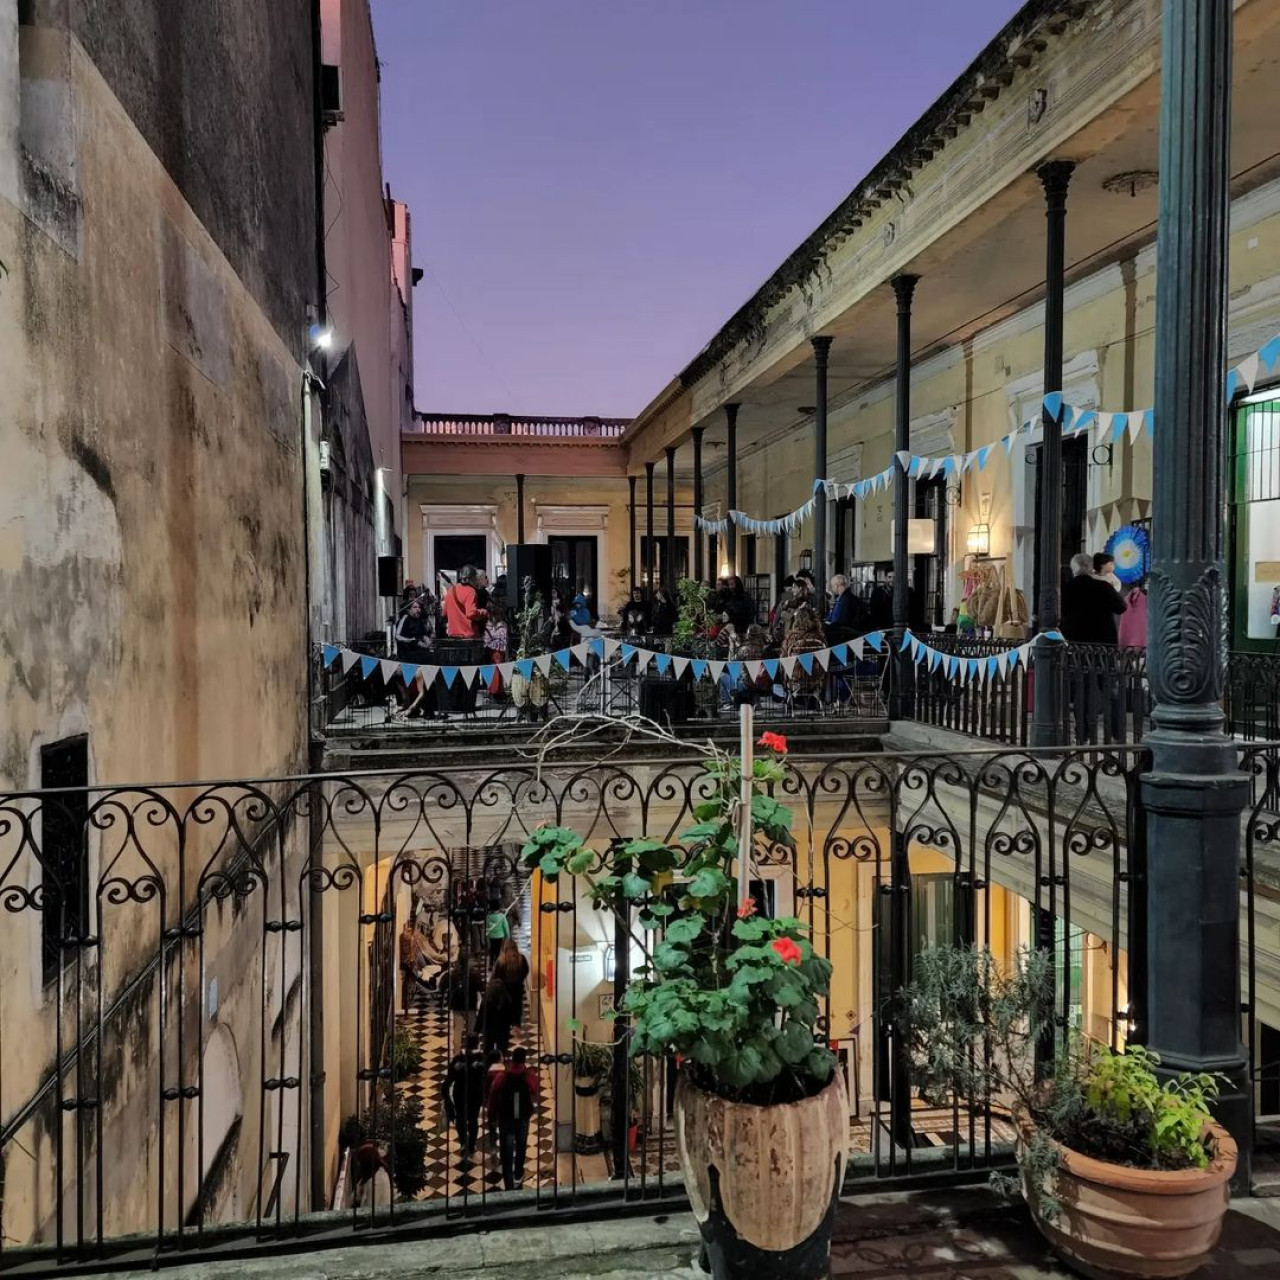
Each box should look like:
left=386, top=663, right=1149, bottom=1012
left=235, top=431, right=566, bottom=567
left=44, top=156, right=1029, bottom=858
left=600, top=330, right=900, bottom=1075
left=373, top=0, right=1022, bottom=420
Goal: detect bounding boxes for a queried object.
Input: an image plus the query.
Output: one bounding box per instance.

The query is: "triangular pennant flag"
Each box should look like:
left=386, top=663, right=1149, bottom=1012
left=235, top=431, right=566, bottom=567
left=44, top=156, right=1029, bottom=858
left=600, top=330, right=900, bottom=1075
left=1094, top=411, right=1112, bottom=444
left=634, top=649, right=652, bottom=673
left=480, top=664, right=496, bottom=686
left=400, top=663, right=419, bottom=687
left=947, top=655, right=959, bottom=679
left=1072, top=410, right=1096, bottom=437
left=967, top=658, right=980, bottom=685
left=654, top=652, right=672, bottom=675
left=570, top=642, right=589, bottom=664
left=322, top=644, right=340, bottom=668
left=459, top=666, right=478, bottom=688
left=379, top=658, right=399, bottom=684
left=895, top=450, right=912, bottom=472
left=709, top=660, right=726, bottom=682
left=1225, top=369, right=1240, bottom=405
left=997, top=652, right=1009, bottom=679
left=866, top=631, right=884, bottom=653
left=780, top=655, right=798, bottom=677
left=515, top=658, right=534, bottom=680
left=727, top=662, right=743, bottom=683
left=763, top=658, right=780, bottom=679
left=340, top=649, right=361, bottom=674
left=441, top=666, right=459, bottom=688
left=535, top=653, right=554, bottom=676
left=1112, top=413, right=1127, bottom=440
left=588, top=637, right=605, bottom=657
left=745, top=659, right=763, bottom=680
left=909, top=635, right=922, bottom=660
left=849, top=639, right=863, bottom=661
left=553, top=648, right=573, bottom=671
left=1260, top=334, right=1280, bottom=372
left=986, top=656, right=998, bottom=682
left=1239, top=352, right=1261, bottom=393
left=977, top=445, right=992, bottom=470
left=798, top=653, right=815, bottom=674
left=620, top=644, right=637, bottom=665
left=691, top=659, right=707, bottom=680
left=813, top=647, right=830, bottom=671
left=1143, top=408, right=1154, bottom=437
left=604, top=637, right=620, bottom=659
left=1018, top=644, right=1032, bottom=667
left=1126, top=410, right=1145, bottom=443
left=928, top=647, right=942, bottom=672
left=672, top=656, right=690, bottom=679
left=1043, top=391, right=1064, bottom=422
left=1043, top=629, right=1065, bottom=643
left=360, top=655, right=379, bottom=680
left=497, top=661, right=514, bottom=682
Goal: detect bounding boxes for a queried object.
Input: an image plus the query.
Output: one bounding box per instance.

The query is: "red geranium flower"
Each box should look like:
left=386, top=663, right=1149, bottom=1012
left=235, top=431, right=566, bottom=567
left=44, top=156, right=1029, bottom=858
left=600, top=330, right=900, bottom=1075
left=757, top=731, right=788, bottom=754
left=771, top=937, right=802, bottom=966
left=737, top=899, right=757, bottom=919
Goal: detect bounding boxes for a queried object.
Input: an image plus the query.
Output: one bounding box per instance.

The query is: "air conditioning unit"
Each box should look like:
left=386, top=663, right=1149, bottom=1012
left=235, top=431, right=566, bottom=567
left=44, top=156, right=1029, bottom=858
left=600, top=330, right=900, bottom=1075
left=320, top=64, right=343, bottom=128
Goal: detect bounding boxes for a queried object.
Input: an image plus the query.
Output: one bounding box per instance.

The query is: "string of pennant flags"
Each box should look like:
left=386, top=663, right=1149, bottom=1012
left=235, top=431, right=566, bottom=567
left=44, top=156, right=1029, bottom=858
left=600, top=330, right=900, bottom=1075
left=692, top=328, right=1280, bottom=530
left=321, top=627, right=1063, bottom=693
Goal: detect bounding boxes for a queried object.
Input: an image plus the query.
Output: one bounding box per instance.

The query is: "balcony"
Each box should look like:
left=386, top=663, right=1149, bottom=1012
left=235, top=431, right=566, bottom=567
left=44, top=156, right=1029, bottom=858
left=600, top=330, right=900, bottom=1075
left=407, top=414, right=629, bottom=438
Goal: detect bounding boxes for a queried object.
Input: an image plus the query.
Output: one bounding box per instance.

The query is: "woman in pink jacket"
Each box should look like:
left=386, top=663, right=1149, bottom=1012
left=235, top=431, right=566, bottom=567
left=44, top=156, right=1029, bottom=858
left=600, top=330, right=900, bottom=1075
left=1118, top=584, right=1148, bottom=649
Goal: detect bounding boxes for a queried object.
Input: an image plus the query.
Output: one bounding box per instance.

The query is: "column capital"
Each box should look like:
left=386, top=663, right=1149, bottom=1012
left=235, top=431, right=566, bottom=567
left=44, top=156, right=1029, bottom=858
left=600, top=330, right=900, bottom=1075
left=644, top=459, right=656, bottom=476
left=724, top=403, right=740, bottom=428
left=891, top=274, right=919, bottom=312
left=1037, top=159, right=1075, bottom=207
left=691, top=424, right=705, bottom=442
left=810, top=335, right=834, bottom=364
left=665, top=444, right=676, bottom=461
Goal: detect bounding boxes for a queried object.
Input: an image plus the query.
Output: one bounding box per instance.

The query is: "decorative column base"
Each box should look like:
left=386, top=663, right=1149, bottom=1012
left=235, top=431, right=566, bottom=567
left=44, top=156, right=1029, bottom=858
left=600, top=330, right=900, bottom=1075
left=1140, top=743, right=1251, bottom=1191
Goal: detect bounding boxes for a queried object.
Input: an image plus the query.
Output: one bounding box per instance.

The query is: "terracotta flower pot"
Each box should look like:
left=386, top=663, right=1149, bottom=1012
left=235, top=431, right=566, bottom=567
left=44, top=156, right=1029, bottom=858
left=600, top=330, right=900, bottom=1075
left=674, top=1070, right=848, bottom=1280
left=1013, top=1105, right=1237, bottom=1280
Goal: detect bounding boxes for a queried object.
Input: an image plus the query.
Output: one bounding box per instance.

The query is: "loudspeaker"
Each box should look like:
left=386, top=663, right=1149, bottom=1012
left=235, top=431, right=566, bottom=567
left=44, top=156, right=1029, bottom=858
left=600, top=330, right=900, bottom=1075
left=377, top=555, right=402, bottom=598
left=506, top=544, right=552, bottom=609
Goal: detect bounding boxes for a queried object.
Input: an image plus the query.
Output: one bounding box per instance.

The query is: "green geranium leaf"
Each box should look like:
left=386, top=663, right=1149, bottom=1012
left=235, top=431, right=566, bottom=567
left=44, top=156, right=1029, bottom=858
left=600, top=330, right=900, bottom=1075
left=777, top=1020, right=816, bottom=1065
left=652, top=941, right=689, bottom=973
left=664, top=916, right=704, bottom=945
left=687, top=867, right=730, bottom=899
left=718, top=1044, right=763, bottom=1088
left=621, top=872, right=650, bottom=899
left=731, top=918, right=771, bottom=941
left=804, top=1046, right=836, bottom=1082
left=566, top=848, right=595, bottom=875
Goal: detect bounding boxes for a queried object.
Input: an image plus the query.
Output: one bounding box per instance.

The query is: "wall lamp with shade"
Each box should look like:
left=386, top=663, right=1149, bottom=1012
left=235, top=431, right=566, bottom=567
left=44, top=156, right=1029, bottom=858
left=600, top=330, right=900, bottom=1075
left=719, top=561, right=731, bottom=578
left=966, top=523, right=991, bottom=556
left=798, top=549, right=813, bottom=573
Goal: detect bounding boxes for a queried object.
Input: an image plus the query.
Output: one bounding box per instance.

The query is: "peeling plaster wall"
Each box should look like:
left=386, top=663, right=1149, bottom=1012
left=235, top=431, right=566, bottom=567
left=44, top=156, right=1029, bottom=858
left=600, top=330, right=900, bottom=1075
left=0, top=5, right=317, bottom=1245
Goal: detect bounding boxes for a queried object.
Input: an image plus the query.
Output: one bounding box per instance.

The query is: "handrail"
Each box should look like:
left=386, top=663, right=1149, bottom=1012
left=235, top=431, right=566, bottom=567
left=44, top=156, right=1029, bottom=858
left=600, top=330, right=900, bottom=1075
left=406, top=414, right=628, bottom=438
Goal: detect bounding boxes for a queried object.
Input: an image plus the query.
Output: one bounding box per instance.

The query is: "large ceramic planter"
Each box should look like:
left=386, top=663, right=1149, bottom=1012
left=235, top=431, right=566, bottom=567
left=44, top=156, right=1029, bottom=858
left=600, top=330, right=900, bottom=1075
left=1014, top=1106, right=1237, bottom=1280
left=573, top=1075, right=604, bottom=1154
left=674, top=1070, right=848, bottom=1280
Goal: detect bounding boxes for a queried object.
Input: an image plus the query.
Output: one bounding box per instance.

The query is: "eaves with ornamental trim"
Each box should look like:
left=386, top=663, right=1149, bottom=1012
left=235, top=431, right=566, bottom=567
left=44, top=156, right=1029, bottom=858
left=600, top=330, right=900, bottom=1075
left=673, top=0, right=1087, bottom=394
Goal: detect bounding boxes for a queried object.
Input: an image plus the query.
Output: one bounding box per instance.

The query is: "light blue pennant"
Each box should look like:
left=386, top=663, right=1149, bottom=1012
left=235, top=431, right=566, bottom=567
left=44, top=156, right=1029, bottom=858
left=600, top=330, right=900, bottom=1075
left=1043, top=391, right=1064, bottom=423
left=360, top=655, right=379, bottom=680
left=554, top=648, right=572, bottom=671
left=727, top=662, right=743, bottom=682
left=763, top=658, right=780, bottom=679
left=589, top=637, right=605, bottom=657
left=440, top=666, right=459, bottom=688
left=976, top=444, right=992, bottom=469
left=831, top=643, right=848, bottom=665
left=479, top=665, right=495, bottom=685
left=967, top=658, right=980, bottom=681
left=691, top=659, right=707, bottom=680
left=515, top=658, right=534, bottom=679
left=798, top=653, right=814, bottom=674
left=866, top=631, right=884, bottom=652
left=401, top=663, right=419, bottom=686
left=654, top=653, right=672, bottom=675
left=620, top=644, right=637, bottom=665
left=1143, top=408, right=1154, bottom=437
left=322, top=644, right=340, bottom=668
left=987, top=656, right=998, bottom=680
left=899, top=631, right=913, bottom=653
left=947, top=655, right=959, bottom=678
left=928, top=648, right=942, bottom=672
left=1226, top=369, right=1240, bottom=404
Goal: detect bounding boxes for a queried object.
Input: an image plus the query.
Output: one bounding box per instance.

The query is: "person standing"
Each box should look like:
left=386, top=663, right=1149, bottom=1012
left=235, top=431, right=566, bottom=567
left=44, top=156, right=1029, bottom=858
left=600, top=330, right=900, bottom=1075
left=485, top=900, right=512, bottom=964
left=398, top=917, right=432, bottom=1013
left=443, top=1034, right=489, bottom=1158
left=445, top=948, right=483, bottom=1047
left=487, top=1047, right=539, bottom=1191
left=478, top=975, right=516, bottom=1057
left=1061, top=552, right=1126, bottom=742
left=494, top=938, right=530, bottom=1026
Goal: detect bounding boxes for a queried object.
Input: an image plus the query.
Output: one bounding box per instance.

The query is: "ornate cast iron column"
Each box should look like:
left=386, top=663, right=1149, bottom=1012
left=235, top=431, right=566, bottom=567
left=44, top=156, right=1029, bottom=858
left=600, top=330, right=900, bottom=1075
left=628, top=474, right=637, bottom=592
left=645, top=461, right=655, bottom=591
left=692, top=426, right=705, bottom=583
left=812, top=336, right=834, bottom=609
left=515, top=472, right=526, bottom=544
left=890, top=275, right=918, bottom=720
left=666, top=445, right=677, bottom=590
left=1030, top=160, right=1074, bottom=748
left=1144, top=0, right=1250, bottom=1181
left=725, top=404, right=740, bottom=577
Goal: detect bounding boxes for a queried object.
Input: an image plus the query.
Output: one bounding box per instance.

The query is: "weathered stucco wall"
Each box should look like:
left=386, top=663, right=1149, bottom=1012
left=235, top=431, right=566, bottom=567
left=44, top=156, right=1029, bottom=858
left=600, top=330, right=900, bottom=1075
left=0, top=4, right=318, bottom=1245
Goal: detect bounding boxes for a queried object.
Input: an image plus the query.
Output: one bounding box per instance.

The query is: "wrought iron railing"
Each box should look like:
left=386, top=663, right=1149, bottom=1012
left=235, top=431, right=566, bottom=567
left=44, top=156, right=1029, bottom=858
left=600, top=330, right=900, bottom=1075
left=4, top=742, right=1267, bottom=1271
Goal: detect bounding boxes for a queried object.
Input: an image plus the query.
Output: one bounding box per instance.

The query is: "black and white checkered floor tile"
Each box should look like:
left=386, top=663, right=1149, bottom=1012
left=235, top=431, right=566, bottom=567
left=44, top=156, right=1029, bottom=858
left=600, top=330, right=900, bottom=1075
left=403, top=991, right=556, bottom=1200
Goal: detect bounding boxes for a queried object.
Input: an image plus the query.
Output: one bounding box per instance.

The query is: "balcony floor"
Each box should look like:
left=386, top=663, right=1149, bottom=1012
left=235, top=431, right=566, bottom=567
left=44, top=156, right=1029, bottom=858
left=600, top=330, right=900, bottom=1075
left=70, top=1188, right=1280, bottom=1278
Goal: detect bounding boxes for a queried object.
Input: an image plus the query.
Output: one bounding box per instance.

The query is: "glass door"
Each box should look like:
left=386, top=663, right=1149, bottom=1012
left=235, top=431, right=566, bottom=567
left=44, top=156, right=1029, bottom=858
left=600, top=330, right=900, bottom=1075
left=1230, top=396, right=1280, bottom=653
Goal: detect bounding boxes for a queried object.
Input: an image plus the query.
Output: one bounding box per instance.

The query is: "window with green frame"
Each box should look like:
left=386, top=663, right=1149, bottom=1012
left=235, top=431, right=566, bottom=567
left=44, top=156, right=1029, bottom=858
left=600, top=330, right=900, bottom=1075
left=1054, top=917, right=1085, bottom=1035
left=1230, top=395, right=1280, bottom=651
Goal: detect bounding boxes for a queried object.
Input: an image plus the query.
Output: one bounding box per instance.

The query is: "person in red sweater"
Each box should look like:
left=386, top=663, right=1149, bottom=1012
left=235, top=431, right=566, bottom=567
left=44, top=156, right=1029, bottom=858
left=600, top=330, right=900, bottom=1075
left=443, top=566, right=488, bottom=639
left=487, top=1047, right=539, bottom=1190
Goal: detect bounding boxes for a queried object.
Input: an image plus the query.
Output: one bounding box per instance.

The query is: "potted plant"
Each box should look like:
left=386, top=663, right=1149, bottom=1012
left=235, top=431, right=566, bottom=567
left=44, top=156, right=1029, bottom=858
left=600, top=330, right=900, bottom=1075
left=901, top=944, right=1236, bottom=1280
left=510, top=578, right=550, bottom=720
left=523, top=732, right=846, bottom=1279
left=572, top=1038, right=614, bottom=1154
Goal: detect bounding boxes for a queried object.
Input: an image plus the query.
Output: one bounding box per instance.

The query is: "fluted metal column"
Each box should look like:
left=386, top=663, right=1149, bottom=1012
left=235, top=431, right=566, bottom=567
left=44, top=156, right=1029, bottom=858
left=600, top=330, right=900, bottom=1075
left=515, top=473, right=526, bottom=543
left=1143, top=0, right=1249, bottom=1183
left=890, top=275, right=918, bottom=720
left=665, top=445, right=676, bottom=589
left=1030, top=160, right=1075, bottom=748
left=725, top=404, right=740, bottom=577
left=645, top=462, right=655, bottom=590
left=692, top=426, right=705, bottom=583
left=628, top=475, right=638, bottom=592
left=812, top=336, right=834, bottom=610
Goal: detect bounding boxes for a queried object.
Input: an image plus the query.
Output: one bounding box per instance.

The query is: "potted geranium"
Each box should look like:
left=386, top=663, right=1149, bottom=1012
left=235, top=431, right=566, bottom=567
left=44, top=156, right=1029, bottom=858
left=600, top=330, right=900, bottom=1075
left=901, top=945, right=1236, bottom=1280
left=522, top=731, right=847, bottom=1279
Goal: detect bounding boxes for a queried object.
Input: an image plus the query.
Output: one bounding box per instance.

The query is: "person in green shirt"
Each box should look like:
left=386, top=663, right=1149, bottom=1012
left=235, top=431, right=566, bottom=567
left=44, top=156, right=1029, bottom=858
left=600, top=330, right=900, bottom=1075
left=485, top=906, right=511, bottom=963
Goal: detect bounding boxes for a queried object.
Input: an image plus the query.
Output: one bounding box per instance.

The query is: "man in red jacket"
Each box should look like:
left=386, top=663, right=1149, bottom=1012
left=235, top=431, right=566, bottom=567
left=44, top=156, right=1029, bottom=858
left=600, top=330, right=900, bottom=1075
left=443, top=566, right=488, bottom=638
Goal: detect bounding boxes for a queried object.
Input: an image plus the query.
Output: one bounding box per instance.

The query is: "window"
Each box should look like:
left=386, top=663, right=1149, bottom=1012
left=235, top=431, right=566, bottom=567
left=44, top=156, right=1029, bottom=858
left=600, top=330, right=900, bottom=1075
left=40, top=736, right=89, bottom=981
left=640, top=536, right=689, bottom=587
left=742, top=535, right=757, bottom=576
left=1230, top=396, right=1280, bottom=648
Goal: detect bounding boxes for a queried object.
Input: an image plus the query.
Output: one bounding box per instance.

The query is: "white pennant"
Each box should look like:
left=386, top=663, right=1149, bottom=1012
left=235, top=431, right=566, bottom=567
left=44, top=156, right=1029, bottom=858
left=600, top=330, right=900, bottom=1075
left=379, top=658, right=399, bottom=684
left=1094, top=411, right=1112, bottom=445
left=1018, top=643, right=1032, bottom=667
left=672, top=655, right=690, bottom=679
left=535, top=653, right=554, bottom=676
left=813, top=647, right=831, bottom=671
left=340, top=648, right=360, bottom=674
left=780, top=655, right=798, bottom=677
left=852, top=637, right=866, bottom=659
left=709, top=660, right=726, bottom=682
left=570, top=642, right=589, bottom=664
left=459, top=665, right=478, bottom=688
left=604, top=638, right=620, bottom=659
left=997, top=651, right=1010, bottom=679
left=1238, top=352, right=1261, bottom=394
left=497, top=661, right=514, bottom=682
left=1127, top=410, right=1145, bottom=443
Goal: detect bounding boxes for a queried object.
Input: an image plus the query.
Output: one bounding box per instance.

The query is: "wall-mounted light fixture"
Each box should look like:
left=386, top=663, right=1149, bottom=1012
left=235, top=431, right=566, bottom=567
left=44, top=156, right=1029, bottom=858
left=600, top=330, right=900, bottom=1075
left=308, top=323, right=334, bottom=351
left=966, top=523, right=991, bottom=556
left=798, top=549, right=813, bottom=573
left=602, top=944, right=616, bottom=982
